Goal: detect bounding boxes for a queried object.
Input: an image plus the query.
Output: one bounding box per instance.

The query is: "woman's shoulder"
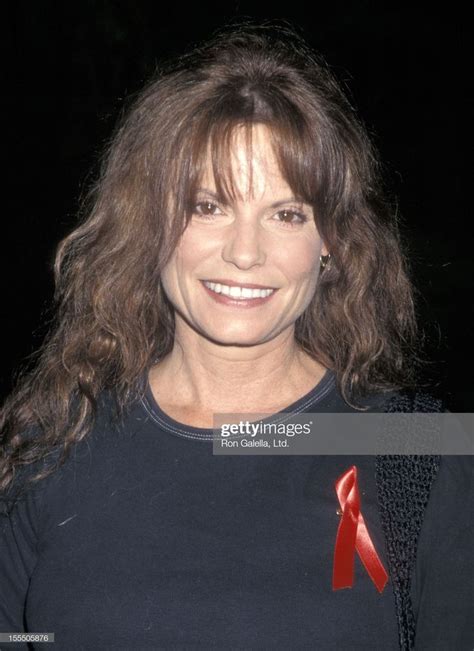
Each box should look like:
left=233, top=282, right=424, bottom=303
left=0, top=390, right=125, bottom=517
left=352, top=386, right=447, bottom=413
left=382, top=388, right=446, bottom=413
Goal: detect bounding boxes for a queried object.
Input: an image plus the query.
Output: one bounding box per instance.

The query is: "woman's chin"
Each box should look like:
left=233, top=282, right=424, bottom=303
left=200, top=328, right=276, bottom=347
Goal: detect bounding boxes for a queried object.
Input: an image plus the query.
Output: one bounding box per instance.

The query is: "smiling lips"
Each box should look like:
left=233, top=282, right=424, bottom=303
left=201, top=280, right=278, bottom=305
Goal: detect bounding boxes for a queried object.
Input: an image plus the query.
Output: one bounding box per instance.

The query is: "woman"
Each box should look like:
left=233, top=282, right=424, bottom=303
left=1, top=23, right=471, bottom=650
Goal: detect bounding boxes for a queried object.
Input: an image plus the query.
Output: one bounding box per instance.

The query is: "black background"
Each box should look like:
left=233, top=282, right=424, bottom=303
left=4, top=3, right=470, bottom=410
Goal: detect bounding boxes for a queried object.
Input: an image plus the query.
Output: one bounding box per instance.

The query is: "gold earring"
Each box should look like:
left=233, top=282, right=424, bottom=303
left=320, top=253, right=331, bottom=270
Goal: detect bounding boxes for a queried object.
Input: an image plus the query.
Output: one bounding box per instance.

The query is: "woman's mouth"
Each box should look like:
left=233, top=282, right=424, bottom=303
left=200, top=280, right=278, bottom=307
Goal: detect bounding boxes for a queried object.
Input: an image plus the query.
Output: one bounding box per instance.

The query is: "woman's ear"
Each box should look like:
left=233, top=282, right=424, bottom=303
left=321, top=242, right=329, bottom=257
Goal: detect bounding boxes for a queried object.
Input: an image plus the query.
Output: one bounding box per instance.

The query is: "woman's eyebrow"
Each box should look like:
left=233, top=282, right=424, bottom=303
left=195, top=188, right=306, bottom=208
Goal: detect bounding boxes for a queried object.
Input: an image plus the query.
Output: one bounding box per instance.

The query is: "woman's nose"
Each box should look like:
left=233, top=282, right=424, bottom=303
left=221, top=219, right=267, bottom=269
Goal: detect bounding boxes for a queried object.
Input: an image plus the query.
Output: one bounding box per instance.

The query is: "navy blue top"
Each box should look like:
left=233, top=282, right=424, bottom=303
left=0, top=369, right=472, bottom=649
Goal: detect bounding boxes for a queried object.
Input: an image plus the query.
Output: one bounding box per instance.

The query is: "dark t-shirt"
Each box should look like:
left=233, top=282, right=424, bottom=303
left=0, top=369, right=472, bottom=650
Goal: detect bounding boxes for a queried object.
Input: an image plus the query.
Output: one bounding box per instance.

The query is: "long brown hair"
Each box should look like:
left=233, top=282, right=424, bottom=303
left=1, top=22, right=427, bottom=501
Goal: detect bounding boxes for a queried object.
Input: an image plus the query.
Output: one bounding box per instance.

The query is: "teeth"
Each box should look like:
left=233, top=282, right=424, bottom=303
left=204, top=281, right=275, bottom=299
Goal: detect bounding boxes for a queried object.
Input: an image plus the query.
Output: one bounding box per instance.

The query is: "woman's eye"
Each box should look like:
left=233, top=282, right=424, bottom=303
left=274, top=209, right=308, bottom=226
left=192, top=203, right=309, bottom=226
left=193, top=201, right=223, bottom=217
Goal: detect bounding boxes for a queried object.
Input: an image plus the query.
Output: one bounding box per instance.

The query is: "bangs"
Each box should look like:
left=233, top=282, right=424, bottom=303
left=173, top=103, right=327, bottom=223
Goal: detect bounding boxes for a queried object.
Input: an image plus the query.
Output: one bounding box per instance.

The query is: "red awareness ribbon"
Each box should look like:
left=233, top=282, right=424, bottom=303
left=332, top=465, right=388, bottom=593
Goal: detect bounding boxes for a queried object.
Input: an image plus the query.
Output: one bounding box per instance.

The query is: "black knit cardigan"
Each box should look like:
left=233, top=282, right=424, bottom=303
left=376, top=390, right=444, bottom=651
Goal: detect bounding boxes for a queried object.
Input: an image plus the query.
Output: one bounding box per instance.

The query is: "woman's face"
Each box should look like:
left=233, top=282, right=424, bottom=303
left=160, top=123, right=328, bottom=346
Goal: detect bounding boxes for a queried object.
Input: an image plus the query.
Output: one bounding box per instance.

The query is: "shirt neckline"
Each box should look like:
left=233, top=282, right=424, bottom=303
left=140, top=367, right=336, bottom=441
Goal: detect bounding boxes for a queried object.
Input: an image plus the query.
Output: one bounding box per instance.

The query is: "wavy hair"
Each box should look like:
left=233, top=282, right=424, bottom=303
left=1, top=21, right=427, bottom=501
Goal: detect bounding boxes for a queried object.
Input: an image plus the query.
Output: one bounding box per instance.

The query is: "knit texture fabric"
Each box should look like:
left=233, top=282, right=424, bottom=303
left=376, top=391, right=444, bottom=650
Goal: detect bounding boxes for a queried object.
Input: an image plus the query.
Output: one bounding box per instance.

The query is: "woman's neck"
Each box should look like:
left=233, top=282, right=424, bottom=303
left=148, top=324, right=327, bottom=416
